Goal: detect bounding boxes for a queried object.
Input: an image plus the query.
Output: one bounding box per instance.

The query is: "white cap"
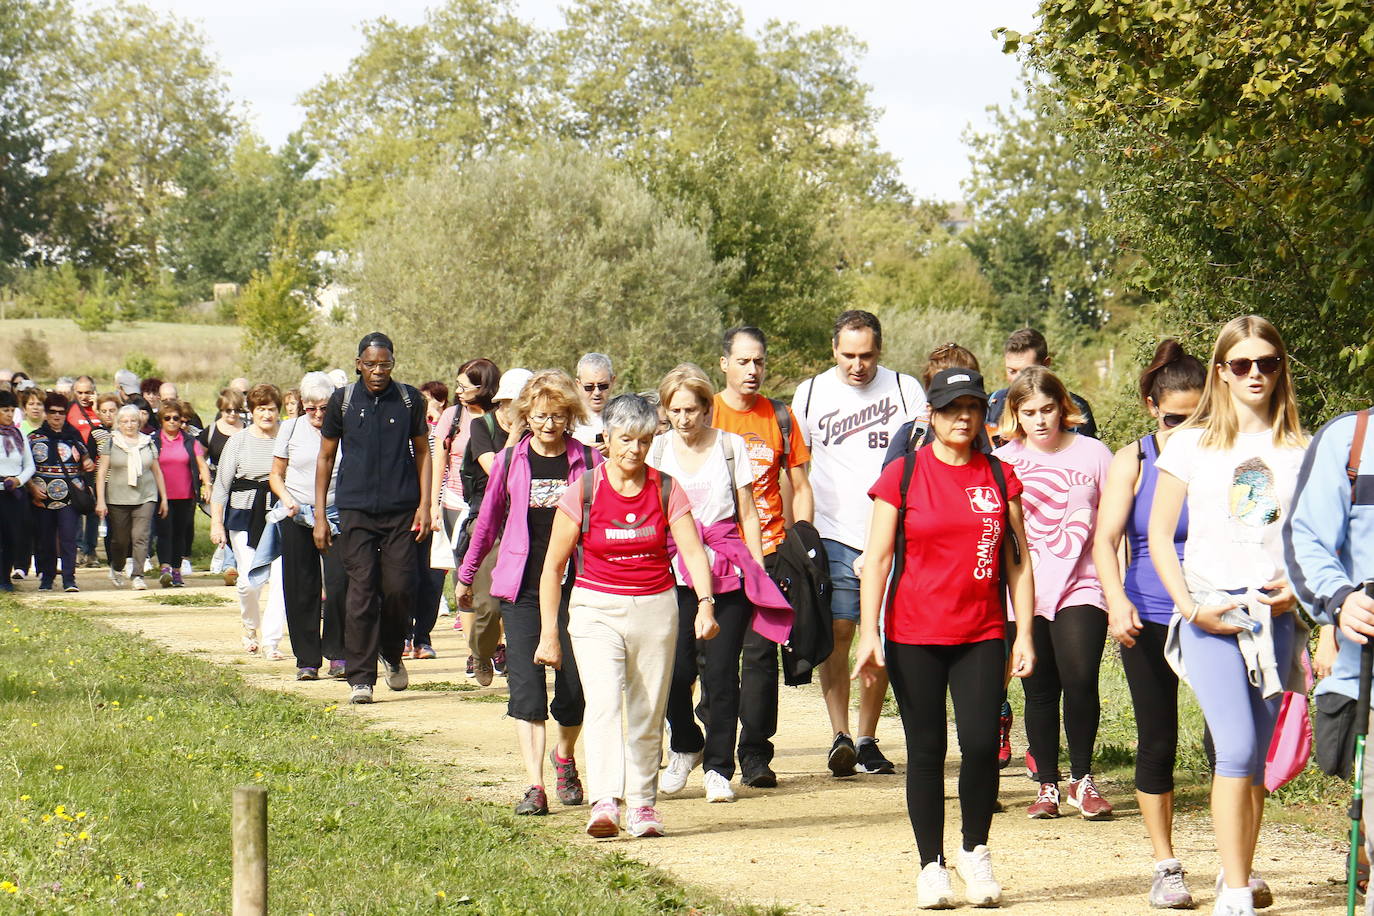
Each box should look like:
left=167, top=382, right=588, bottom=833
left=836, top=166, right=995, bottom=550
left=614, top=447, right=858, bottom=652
left=114, top=369, right=140, bottom=395
left=494, top=368, right=533, bottom=402
left=326, top=368, right=349, bottom=389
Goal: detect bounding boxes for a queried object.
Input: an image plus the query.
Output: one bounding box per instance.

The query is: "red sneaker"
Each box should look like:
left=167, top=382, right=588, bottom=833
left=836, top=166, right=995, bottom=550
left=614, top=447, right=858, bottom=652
left=1025, top=748, right=1038, bottom=781
left=1065, top=774, right=1113, bottom=820
left=1027, top=782, right=1060, bottom=819
left=998, top=712, right=1013, bottom=769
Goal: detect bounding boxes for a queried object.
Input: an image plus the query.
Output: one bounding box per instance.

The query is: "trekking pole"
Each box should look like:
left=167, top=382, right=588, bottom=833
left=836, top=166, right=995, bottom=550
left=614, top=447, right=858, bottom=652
left=1348, top=581, right=1374, bottom=916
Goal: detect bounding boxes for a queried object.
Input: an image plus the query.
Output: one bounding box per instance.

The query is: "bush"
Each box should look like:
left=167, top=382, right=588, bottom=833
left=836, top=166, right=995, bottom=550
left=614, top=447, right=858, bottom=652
left=123, top=353, right=160, bottom=380
left=346, top=146, right=724, bottom=389
left=14, top=329, right=52, bottom=378
left=875, top=307, right=1005, bottom=383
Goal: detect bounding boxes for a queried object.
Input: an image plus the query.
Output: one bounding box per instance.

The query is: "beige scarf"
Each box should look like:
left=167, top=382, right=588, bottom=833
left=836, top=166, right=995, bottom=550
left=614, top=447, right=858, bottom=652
left=112, top=433, right=151, bottom=488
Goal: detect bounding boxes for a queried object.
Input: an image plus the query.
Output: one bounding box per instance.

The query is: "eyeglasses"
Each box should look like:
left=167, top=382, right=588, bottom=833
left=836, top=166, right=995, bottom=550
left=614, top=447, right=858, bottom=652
left=360, top=361, right=395, bottom=372
left=1220, top=356, right=1282, bottom=376
left=163, top=415, right=183, bottom=422
left=302, top=405, right=327, bottom=414
left=582, top=382, right=610, bottom=393
left=1161, top=413, right=1188, bottom=429
left=528, top=413, right=568, bottom=428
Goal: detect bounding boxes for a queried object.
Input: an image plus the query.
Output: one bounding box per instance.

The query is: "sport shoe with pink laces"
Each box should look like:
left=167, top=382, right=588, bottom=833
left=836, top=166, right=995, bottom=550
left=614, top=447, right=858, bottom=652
left=1027, top=782, right=1060, bottom=819
left=626, top=805, right=665, bottom=838
left=585, top=798, right=620, bottom=838
left=548, top=750, right=584, bottom=806
left=1065, top=773, right=1113, bottom=820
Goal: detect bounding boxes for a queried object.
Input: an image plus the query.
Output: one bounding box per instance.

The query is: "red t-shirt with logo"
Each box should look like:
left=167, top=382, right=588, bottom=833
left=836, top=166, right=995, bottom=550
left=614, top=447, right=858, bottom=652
left=868, top=449, right=1023, bottom=645
left=557, top=466, right=693, bottom=596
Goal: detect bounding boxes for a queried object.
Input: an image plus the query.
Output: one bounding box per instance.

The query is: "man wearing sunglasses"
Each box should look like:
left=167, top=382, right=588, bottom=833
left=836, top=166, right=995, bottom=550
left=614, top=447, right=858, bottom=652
left=572, top=352, right=616, bottom=454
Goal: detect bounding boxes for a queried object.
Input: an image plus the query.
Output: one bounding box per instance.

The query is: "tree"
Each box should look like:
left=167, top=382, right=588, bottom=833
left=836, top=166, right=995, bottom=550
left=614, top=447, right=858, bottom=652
left=962, top=85, right=1135, bottom=334
left=346, top=146, right=724, bottom=389
left=299, top=0, right=548, bottom=243
left=31, top=2, right=239, bottom=278
left=1012, top=1, right=1374, bottom=419
left=0, top=0, right=54, bottom=273
left=237, top=223, right=320, bottom=373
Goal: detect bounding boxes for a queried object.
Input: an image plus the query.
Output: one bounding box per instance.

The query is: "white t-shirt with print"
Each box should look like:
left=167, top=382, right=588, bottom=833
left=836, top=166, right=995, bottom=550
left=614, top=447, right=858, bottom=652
left=1155, top=427, right=1307, bottom=591
left=648, top=429, right=753, bottom=586
left=793, top=365, right=925, bottom=550
left=572, top=412, right=605, bottom=448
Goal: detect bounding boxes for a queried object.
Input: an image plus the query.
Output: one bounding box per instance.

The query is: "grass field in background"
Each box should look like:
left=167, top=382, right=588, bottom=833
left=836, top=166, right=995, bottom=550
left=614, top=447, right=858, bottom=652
left=0, top=319, right=242, bottom=407
left=0, top=594, right=773, bottom=915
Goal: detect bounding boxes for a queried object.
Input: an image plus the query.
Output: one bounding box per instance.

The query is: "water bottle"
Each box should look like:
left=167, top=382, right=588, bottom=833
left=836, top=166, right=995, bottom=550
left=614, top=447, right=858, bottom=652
left=97, top=520, right=107, bottom=538
left=1220, top=608, right=1263, bottom=634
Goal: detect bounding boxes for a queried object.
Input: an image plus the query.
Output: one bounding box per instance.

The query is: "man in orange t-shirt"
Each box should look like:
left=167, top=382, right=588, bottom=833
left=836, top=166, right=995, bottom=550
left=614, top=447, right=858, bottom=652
left=711, top=326, right=812, bottom=788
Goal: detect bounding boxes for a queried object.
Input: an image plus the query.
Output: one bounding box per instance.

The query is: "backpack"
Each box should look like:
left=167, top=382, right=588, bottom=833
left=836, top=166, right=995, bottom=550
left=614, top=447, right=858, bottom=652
left=340, top=379, right=414, bottom=418
left=888, top=450, right=1020, bottom=614
left=768, top=399, right=793, bottom=468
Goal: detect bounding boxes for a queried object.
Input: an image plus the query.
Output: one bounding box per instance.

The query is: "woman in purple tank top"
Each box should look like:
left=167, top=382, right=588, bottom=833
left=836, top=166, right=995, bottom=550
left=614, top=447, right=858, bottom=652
left=1091, top=339, right=1205, bottom=910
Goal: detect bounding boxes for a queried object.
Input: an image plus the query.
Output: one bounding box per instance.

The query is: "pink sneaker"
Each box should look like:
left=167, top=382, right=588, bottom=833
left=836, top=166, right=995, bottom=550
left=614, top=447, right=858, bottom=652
left=585, top=798, right=620, bottom=838
left=626, top=805, right=665, bottom=838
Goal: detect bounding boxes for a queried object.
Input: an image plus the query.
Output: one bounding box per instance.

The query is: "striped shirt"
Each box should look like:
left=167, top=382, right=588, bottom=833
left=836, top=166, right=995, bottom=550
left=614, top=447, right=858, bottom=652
left=211, top=428, right=278, bottom=511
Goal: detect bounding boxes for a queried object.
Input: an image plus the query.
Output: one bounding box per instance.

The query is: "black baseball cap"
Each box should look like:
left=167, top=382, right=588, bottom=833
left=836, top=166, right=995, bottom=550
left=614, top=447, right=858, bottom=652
left=927, top=368, right=988, bottom=409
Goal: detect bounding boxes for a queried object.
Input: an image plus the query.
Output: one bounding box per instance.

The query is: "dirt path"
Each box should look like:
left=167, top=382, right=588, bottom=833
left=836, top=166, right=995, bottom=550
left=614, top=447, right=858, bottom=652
left=49, top=570, right=1347, bottom=915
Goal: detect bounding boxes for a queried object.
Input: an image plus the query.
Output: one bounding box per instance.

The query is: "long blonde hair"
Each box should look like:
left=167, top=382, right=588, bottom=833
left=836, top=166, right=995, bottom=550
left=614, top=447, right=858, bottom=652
left=1189, top=315, right=1305, bottom=450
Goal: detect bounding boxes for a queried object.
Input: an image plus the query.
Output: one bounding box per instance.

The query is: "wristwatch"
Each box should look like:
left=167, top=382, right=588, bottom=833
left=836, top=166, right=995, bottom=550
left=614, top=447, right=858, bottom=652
left=697, top=595, right=715, bottom=606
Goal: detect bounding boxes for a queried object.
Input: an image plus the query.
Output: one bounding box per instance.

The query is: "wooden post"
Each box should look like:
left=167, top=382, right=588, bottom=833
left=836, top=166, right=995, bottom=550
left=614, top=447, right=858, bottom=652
left=232, top=785, right=267, bottom=915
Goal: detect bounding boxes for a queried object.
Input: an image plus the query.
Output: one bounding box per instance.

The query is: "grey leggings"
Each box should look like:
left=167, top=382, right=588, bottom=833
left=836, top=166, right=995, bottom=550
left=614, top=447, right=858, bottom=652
left=1178, top=612, right=1296, bottom=784
left=106, top=502, right=154, bottom=574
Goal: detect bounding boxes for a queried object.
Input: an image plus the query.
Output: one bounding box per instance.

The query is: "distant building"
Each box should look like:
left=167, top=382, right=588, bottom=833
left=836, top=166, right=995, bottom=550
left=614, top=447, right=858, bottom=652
left=941, top=203, right=972, bottom=235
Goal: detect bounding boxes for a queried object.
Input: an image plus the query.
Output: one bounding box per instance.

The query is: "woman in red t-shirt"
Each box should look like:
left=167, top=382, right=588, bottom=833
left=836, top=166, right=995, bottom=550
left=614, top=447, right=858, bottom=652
left=853, top=368, right=1036, bottom=910
left=535, top=394, right=718, bottom=841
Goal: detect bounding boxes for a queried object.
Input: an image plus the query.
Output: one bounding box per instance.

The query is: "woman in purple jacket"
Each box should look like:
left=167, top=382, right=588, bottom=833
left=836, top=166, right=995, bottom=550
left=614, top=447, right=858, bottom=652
left=456, top=369, right=602, bottom=816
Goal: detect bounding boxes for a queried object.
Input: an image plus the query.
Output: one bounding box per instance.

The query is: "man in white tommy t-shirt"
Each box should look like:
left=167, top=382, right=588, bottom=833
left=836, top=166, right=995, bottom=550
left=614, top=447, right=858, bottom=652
left=793, top=309, right=925, bottom=777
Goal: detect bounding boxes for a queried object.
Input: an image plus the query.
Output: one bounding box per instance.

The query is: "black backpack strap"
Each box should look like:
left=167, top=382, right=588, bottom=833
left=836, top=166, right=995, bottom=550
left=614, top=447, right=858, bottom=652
left=987, top=455, right=1021, bottom=566
left=658, top=468, right=672, bottom=521
left=769, top=398, right=792, bottom=467
left=803, top=377, right=816, bottom=421
left=576, top=465, right=597, bottom=574
left=886, top=450, right=917, bottom=613
left=581, top=444, right=593, bottom=468
left=896, top=372, right=908, bottom=414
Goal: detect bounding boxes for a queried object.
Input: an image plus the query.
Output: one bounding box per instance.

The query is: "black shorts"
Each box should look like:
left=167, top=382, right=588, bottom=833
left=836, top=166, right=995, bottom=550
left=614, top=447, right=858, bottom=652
left=1315, top=692, right=1358, bottom=780
left=499, top=581, right=583, bottom=726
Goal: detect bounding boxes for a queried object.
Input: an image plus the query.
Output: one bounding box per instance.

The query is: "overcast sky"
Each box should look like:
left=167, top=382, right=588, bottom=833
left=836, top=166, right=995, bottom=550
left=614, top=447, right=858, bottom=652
left=127, top=0, right=1039, bottom=202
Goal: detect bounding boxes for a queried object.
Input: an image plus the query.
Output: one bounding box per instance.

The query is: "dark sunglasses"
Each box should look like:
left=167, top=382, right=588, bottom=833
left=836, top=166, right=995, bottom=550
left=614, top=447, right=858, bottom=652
left=163, top=415, right=183, bottom=422
left=45, top=407, right=64, bottom=414
left=582, top=382, right=611, bottom=393
left=1160, top=413, right=1188, bottom=429
left=1220, top=356, right=1282, bottom=376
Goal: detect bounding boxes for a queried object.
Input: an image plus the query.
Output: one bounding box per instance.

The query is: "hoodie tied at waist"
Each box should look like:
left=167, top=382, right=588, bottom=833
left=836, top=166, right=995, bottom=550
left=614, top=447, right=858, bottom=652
left=670, top=517, right=793, bottom=644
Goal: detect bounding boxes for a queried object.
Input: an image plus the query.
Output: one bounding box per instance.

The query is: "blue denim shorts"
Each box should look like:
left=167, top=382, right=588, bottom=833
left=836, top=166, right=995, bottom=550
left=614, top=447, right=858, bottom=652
left=823, top=538, right=862, bottom=622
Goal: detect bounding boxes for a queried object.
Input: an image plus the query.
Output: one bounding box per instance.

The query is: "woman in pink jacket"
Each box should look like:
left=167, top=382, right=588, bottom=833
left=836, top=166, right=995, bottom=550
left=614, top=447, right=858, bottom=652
left=456, top=369, right=602, bottom=817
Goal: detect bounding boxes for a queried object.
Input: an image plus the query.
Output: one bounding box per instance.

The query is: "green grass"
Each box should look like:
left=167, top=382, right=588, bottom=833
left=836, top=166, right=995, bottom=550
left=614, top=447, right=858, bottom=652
left=0, top=596, right=768, bottom=915
left=407, top=681, right=478, bottom=692
left=139, top=593, right=230, bottom=607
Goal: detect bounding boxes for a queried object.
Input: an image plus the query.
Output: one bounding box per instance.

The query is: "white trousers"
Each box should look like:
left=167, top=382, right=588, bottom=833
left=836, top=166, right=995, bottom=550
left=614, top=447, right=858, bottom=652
left=228, top=529, right=286, bottom=649
left=568, top=585, right=679, bottom=807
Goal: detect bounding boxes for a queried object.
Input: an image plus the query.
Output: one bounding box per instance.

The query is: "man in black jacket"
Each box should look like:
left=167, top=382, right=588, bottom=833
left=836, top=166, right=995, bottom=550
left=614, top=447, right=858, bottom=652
left=315, top=333, right=431, bottom=705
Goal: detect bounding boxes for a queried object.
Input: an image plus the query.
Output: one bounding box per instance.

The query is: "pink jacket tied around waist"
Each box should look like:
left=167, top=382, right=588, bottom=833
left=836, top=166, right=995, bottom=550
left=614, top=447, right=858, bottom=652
left=670, top=517, right=793, bottom=643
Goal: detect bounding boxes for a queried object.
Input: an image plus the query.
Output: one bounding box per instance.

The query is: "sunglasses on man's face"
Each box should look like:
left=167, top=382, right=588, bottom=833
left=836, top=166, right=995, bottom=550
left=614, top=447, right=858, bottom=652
left=1160, top=413, right=1188, bottom=429
left=582, top=382, right=610, bottom=393
left=1220, top=356, right=1282, bottom=376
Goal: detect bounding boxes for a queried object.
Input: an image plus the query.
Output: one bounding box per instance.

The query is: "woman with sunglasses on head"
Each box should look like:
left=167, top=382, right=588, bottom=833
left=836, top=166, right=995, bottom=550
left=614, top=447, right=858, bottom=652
left=457, top=370, right=601, bottom=816
left=1149, top=317, right=1309, bottom=916
left=993, top=367, right=1115, bottom=821
left=154, top=402, right=210, bottom=587
left=1090, top=339, right=1205, bottom=908
left=432, top=360, right=502, bottom=661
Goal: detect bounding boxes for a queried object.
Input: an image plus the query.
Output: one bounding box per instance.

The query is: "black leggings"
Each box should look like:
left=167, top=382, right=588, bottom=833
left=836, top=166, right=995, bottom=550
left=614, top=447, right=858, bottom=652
left=887, top=639, right=1003, bottom=866
left=1007, top=605, right=1106, bottom=782
left=156, top=498, right=196, bottom=567
left=665, top=586, right=751, bottom=778
left=1119, top=620, right=1179, bottom=795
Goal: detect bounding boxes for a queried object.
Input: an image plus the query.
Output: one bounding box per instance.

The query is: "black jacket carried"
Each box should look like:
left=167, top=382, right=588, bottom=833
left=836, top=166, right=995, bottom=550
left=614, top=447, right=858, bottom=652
left=771, top=520, right=834, bottom=686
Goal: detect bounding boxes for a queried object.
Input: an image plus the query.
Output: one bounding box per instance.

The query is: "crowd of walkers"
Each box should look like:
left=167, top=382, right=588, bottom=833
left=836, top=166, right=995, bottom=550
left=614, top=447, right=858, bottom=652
left=4, top=308, right=1369, bottom=916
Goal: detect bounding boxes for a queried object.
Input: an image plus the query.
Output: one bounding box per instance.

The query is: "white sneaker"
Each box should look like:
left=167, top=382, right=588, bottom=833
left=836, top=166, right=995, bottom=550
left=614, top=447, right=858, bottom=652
left=142, top=558, right=153, bottom=573
left=704, top=769, right=735, bottom=803
left=109, top=567, right=125, bottom=588
left=917, top=861, right=955, bottom=909
left=349, top=684, right=374, bottom=704
left=383, top=658, right=409, bottom=690
left=659, top=750, right=702, bottom=795
left=130, top=576, right=147, bottom=591
left=955, top=844, right=1002, bottom=907
left=123, top=558, right=133, bottom=577
left=179, top=559, right=192, bottom=577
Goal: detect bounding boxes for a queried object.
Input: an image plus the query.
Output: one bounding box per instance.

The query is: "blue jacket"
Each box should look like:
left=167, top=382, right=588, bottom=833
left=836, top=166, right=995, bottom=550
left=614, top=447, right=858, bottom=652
left=1284, top=409, right=1374, bottom=700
